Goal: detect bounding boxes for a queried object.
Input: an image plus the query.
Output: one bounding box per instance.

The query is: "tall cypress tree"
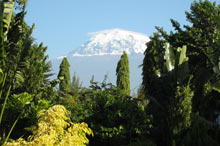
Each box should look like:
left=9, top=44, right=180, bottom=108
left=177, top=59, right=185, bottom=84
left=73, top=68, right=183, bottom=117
left=58, top=57, right=71, bottom=93
left=116, top=51, right=130, bottom=95
left=71, top=72, right=81, bottom=97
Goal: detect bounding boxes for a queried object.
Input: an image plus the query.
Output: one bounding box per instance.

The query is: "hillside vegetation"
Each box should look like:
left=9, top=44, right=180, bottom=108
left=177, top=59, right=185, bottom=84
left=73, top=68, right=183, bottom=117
left=1, top=0, right=220, bottom=146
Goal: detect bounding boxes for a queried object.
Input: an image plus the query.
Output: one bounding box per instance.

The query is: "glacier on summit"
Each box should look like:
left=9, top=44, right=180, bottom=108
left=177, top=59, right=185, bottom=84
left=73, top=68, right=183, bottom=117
left=68, top=29, right=150, bottom=57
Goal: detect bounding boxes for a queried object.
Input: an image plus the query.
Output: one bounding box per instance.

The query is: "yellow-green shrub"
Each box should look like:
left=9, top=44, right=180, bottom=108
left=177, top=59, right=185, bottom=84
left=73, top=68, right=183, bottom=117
left=6, top=105, right=93, bottom=146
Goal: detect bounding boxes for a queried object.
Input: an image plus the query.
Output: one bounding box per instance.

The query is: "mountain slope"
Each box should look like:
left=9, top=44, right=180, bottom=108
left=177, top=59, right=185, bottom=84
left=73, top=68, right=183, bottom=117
left=52, top=29, right=150, bottom=91
left=68, top=28, right=150, bottom=56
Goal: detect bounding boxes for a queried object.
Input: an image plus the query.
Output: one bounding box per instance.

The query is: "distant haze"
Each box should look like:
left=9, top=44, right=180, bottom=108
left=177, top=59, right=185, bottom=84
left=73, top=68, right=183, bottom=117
left=51, top=29, right=150, bottom=92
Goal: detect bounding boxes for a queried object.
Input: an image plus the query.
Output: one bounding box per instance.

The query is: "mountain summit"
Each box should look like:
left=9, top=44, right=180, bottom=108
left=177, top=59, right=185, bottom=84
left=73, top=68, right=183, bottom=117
left=53, top=29, right=150, bottom=90
left=68, top=29, right=150, bottom=57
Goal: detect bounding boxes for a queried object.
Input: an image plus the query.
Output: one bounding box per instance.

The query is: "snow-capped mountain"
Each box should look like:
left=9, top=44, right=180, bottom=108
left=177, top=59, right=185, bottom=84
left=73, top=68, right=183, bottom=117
left=68, top=29, right=150, bottom=57
left=52, top=29, right=150, bottom=92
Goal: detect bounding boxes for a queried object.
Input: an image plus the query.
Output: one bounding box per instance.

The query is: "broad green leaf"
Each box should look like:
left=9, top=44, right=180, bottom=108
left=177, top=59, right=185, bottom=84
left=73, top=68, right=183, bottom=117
left=3, top=1, right=15, bottom=35
left=0, top=68, right=3, bottom=84
left=178, top=45, right=188, bottom=65
left=164, top=43, right=175, bottom=72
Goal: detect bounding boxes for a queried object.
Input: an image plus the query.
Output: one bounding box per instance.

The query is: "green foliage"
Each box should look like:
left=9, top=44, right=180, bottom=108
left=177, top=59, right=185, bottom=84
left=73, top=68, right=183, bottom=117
left=183, top=113, right=219, bottom=146
left=0, top=70, right=23, bottom=145
left=0, top=70, right=10, bottom=126
left=156, top=0, right=220, bottom=121
left=171, top=84, right=193, bottom=136
left=1, top=92, right=34, bottom=140
left=6, top=105, right=93, bottom=146
left=163, top=43, right=189, bottom=83
left=164, top=43, right=175, bottom=72
left=0, top=68, right=3, bottom=86
left=142, top=1, right=220, bottom=145
left=143, top=43, right=193, bottom=146
left=116, top=51, right=130, bottom=95
left=58, top=57, right=72, bottom=93
left=0, top=0, right=16, bottom=59
left=3, top=0, right=220, bottom=145
left=7, top=92, right=33, bottom=112
left=142, top=32, right=165, bottom=94
left=0, top=11, right=52, bottom=98
left=0, top=1, right=55, bottom=141
left=0, top=3, right=52, bottom=96
left=71, top=80, right=151, bottom=146
left=0, top=6, right=4, bottom=59
left=0, top=0, right=27, bottom=60
left=2, top=0, right=15, bottom=36
left=71, top=72, right=81, bottom=97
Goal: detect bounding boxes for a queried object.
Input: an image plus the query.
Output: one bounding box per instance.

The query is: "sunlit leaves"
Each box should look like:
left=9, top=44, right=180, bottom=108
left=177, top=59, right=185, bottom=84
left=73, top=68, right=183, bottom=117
left=0, top=68, right=3, bottom=84
left=7, top=105, right=93, bottom=146
left=2, top=0, right=15, bottom=36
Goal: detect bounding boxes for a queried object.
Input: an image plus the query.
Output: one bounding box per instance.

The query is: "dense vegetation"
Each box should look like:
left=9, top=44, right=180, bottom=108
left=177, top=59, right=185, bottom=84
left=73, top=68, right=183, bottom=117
left=116, top=51, right=130, bottom=96
left=143, top=1, right=220, bottom=145
left=0, top=0, right=220, bottom=146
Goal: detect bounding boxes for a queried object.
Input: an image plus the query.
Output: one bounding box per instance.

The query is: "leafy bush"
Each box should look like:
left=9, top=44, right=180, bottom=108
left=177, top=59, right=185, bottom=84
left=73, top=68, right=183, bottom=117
left=127, top=139, right=156, bottom=146
left=72, top=81, right=151, bottom=146
left=6, top=105, right=93, bottom=146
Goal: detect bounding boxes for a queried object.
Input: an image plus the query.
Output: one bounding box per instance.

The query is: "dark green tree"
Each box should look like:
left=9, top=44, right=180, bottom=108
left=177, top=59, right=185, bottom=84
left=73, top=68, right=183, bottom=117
left=154, top=0, right=220, bottom=121
left=116, top=51, right=130, bottom=95
left=74, top=80, right=152, bottom=146
left=142, top=0, right=220, bottom=145
left=0, top=1, right=55, bottom=140
left=143, top=43, right=193, bottom=146
left=142, top=32, right=165, bottom=95
left=71, top=72, right=81, bottom=97
left=0, top=3, right=52, bottom=97
left=183, top=113, right=219, bottom=146
left=57, top=57, right=71, bottom=93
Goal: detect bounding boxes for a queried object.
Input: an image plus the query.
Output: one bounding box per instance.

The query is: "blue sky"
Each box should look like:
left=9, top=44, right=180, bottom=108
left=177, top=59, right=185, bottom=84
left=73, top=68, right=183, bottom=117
left=25, top=0, right=218, bottom=59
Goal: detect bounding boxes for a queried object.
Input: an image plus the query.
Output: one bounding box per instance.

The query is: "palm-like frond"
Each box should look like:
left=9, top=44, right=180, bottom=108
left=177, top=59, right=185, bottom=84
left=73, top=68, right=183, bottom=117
left=14, top=70, right=24, bottom=88
left=2, top=0, right=15, bottom=36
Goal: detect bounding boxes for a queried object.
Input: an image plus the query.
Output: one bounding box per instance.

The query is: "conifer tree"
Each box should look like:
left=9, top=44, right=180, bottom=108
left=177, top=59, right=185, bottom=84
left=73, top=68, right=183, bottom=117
left=71, top=72, right=81, bottom=97
left=116, top=51, right=130, bottom=95
left=58, top=57, right=71, bottom=93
